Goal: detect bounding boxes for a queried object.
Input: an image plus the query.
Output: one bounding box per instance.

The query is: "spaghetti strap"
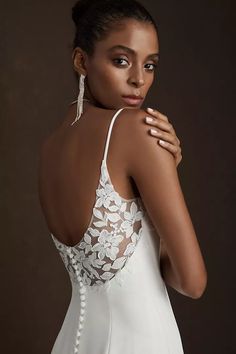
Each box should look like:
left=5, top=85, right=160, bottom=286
left=102, top=108, right=125, bottom=163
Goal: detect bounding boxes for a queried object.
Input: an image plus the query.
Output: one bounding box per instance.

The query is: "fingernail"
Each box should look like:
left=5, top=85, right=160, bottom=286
left=159, top=139, right=166, bottom=145
left=147, top=107, right=154, bottom=112
left=150, top=129, right=157, bottom=134
left=145, top=117, right=153, bottom=123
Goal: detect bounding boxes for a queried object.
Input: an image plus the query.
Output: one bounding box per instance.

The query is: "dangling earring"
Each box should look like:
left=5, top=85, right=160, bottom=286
left=71, top=73, right=86, bottom=126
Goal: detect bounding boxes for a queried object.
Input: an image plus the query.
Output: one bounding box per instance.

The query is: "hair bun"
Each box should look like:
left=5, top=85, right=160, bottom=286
left=72, top=0, right=108, bottom=25
left=72, top=0, right=91, bottom=26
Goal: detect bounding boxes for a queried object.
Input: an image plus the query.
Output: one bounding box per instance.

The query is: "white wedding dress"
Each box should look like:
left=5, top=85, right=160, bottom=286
left=50, top=107, right=185, bottom=353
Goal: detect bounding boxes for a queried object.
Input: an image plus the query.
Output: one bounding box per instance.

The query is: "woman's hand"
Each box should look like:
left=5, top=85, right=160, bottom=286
left=144, top=107, right=182, bottom=167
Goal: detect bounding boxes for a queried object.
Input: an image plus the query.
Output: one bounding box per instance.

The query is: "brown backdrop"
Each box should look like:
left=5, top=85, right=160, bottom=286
left=1, top=0, right=235, bottom=353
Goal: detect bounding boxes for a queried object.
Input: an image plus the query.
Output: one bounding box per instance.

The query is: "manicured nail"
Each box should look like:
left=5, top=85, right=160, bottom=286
left=145, top=117, right=153, bottom=123
left=147, top=107, right=154, bottom=112
left=150, top=129, right=157, bottom=134
left=159, top=139, right=166, bottom=145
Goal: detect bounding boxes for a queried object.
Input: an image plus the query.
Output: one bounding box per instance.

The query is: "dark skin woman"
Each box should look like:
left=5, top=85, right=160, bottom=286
left=39, top=0, right=207, bottom=354
left=39, top=4, right=206, bottom=298
left=38, top=1, right=207, bottom=352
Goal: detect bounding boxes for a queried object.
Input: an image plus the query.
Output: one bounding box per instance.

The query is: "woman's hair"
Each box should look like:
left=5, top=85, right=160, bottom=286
left=72, top=0, right=158, bottom=56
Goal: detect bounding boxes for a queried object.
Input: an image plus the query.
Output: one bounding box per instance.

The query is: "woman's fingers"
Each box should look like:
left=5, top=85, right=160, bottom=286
left=149, top=128, right=178, bottom=145
left=156, top=135, right=182, bottom=166
left=148, top=127, right=182, bottom=167
left=144, top=107, right=182, bottom=167
left=146, top=107, right=175, bottom=134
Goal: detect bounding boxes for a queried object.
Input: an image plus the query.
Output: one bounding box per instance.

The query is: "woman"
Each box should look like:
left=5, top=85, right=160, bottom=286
left=38, top=0, right=207, bottom=353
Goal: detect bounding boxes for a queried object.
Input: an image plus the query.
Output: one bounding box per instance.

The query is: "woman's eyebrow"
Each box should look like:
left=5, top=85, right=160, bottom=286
left=108, top=45, right=159, bottom=60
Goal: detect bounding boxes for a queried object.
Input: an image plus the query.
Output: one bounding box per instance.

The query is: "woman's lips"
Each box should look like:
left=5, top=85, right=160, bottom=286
left=122, top=96, right=143, bottom=106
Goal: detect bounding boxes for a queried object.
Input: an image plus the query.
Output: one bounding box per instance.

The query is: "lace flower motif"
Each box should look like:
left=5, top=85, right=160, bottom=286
left=51, top=161, right=145, bottom=286
left=92, top=229, right=124, bottom=260
left=122, top=202, right=143, bottom=238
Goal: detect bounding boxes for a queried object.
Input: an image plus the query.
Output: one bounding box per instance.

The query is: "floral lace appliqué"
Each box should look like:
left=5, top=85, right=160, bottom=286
left=51, top=159, right=145, bottom=287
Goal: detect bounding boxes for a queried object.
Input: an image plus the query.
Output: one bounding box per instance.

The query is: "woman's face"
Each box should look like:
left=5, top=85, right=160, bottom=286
left=80, top=19, right=159, bottom=109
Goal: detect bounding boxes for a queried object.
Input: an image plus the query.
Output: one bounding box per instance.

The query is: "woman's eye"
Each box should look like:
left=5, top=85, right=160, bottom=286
left=112, top=58, right=157, bottom=71
left=145, top=63, right=157, bottom=72
left=113, top=58, right=129, bottom=66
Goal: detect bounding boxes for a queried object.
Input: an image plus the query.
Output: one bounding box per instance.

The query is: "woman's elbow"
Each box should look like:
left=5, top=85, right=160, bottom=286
left=183, top=271, right=208, bottom=299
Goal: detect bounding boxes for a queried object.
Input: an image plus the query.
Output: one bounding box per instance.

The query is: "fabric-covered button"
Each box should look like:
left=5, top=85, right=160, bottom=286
left=76, top=329, right=82, bottom=337
left=80, top=308, right=85, bottom=315
left=79, top=287, right=86, bottom=294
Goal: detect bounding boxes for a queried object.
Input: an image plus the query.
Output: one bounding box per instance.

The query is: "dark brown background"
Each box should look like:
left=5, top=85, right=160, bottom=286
left=1, top=0, right=235, bottom=353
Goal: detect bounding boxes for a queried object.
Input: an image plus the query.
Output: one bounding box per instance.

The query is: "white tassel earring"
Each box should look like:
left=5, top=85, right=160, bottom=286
left=71, top=73, right=86, bottom=126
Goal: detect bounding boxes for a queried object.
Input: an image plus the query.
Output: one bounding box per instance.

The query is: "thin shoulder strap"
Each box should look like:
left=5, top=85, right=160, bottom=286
left=103, top=108, right=125, bottom=162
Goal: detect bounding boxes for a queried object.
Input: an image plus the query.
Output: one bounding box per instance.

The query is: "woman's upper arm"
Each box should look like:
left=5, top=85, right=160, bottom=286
left=126, top=109, right=207, bottom=293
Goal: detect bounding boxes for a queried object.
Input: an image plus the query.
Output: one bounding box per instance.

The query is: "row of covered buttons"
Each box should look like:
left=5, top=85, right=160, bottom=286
left=67, top=247, right=87, bottom=353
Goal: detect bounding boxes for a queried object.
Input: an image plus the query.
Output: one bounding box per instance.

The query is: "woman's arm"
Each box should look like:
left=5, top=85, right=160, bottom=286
left=144, top=107, right=182, bottom=167
left=159, top=237, right=195, bottom=297
left=144, top=107, right=193, bottom=295
left=126, top=109, right=207, bottom=299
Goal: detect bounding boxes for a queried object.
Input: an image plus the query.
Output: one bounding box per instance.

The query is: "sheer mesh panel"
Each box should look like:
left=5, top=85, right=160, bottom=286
left=51, top=159, right=144, bottom=286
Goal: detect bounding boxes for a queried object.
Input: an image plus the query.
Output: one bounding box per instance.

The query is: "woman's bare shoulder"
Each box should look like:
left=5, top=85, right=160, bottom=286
left=121, top=107, right=174, bottom=170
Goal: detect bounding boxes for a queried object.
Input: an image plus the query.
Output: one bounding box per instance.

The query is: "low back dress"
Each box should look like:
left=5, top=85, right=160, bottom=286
left=50, top=107, right=185, bottom=354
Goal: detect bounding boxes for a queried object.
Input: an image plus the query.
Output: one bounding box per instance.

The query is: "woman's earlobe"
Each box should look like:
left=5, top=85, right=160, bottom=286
left=72, top=48, right=86, bottom=75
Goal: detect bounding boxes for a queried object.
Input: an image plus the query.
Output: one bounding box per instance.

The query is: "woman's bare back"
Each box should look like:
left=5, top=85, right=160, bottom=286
left=38, top=102, right=140, bottom=247
left=39, top=102, right=207, bottom=297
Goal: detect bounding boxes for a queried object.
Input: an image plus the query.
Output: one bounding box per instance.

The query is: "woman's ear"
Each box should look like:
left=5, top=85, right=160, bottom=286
left=72, top=47, right=87, bottom=76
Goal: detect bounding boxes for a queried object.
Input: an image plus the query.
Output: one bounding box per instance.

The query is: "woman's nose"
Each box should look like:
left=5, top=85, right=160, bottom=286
left=128, top=67, right=145, bottom=87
